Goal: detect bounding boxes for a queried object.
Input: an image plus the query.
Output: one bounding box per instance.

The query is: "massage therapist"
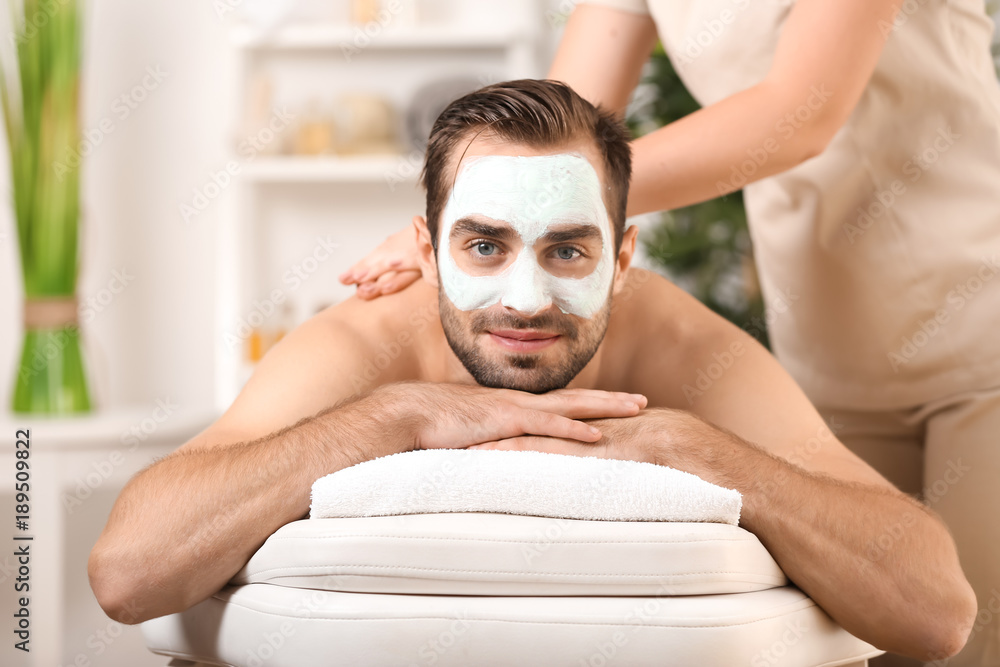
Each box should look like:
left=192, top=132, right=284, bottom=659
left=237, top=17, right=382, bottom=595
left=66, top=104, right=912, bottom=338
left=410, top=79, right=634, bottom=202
left=340, top=2, right=1000, bottom=664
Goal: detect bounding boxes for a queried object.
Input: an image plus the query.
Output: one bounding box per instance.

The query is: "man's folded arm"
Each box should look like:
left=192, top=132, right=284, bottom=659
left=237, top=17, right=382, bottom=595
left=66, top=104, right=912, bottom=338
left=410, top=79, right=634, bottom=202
left=87, top=315, right=398, bottom=625
left=86, top=304, right=639, bottom=626
left=656, top=411, right=977, bottom=661
left=647, top=307, right=978, bottom=660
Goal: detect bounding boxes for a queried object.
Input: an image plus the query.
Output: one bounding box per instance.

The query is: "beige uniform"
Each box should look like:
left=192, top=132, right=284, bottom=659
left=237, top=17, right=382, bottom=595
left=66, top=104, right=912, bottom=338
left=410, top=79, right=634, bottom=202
left=580, top=0, right=1000, bottom=664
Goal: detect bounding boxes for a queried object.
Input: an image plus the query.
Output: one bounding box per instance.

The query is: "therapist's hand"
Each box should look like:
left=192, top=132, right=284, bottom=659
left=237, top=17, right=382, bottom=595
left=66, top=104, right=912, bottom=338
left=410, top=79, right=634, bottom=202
left=339, top=226, right=422, bottom=299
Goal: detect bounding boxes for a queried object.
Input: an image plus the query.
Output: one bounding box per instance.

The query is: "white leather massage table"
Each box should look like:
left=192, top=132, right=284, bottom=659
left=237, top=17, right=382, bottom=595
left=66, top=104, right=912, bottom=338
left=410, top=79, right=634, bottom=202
left=141, top=511, right=884, bottom=666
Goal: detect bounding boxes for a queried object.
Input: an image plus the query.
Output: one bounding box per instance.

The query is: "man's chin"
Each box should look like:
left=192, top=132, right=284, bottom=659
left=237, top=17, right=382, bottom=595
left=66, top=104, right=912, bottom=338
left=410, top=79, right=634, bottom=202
left=470, top=355, right=573, bottom=393
left=475, top=375, right=569, bottom=395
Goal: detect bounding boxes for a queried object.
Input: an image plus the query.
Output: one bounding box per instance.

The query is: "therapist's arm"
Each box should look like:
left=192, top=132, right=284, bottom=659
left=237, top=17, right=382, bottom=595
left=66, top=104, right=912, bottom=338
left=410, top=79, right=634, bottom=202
left=549, top=0, right=903, bottom=216
left=340, top=0, right=900, bottom=296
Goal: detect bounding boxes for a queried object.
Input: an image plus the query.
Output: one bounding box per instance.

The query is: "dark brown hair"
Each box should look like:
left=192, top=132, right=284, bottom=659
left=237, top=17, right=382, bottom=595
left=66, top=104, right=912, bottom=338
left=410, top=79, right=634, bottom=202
left=420, top=79, right=632, bottom=253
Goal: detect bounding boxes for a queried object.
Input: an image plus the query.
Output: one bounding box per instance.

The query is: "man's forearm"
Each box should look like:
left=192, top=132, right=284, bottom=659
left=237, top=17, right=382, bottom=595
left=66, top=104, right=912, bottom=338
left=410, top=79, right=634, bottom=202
left=89, top=391, right=402, bottom=625
left=532, top=407, right=973, bottom=657
left=682, top=428, right=976, bottom=660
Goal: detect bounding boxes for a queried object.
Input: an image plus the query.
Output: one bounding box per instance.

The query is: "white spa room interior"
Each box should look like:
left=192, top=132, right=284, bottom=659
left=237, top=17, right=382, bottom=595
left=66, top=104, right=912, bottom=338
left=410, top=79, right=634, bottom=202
left=1, top=0, right=1000, bottom=666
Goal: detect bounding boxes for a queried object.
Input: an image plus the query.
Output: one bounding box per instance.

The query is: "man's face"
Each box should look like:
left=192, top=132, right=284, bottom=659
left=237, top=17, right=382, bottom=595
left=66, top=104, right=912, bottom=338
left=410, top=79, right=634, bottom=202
left=434, top=141, right=618, bottom=393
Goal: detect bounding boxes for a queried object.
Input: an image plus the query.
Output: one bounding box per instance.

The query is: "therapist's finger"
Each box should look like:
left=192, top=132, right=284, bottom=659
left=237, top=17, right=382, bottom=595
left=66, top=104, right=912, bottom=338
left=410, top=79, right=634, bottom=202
left=372, top=268, right=421, bottom=296
left=355, top=272, right=395, bottom=300
left=351, top=252, right=419, bottom=287
left=339, top=263, right=370, bottom=285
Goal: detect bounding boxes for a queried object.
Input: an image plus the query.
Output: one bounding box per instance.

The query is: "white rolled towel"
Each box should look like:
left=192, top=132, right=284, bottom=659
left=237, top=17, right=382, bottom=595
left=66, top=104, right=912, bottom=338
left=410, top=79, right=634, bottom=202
left=310, top=449, right=742, bottom=525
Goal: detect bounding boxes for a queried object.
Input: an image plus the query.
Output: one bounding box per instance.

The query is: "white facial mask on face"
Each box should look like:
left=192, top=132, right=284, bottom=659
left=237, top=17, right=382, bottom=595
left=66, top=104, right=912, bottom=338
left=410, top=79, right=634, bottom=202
left=437, top=153, right=615, bottom=319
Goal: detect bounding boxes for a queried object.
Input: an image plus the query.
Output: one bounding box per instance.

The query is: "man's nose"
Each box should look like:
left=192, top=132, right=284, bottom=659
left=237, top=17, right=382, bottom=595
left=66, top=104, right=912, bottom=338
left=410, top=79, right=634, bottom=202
left=499, top=256, right=552, bottom=316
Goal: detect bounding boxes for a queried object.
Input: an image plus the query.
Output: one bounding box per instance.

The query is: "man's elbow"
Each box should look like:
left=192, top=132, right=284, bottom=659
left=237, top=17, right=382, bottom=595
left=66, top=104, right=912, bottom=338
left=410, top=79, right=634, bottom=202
left=919, top=584, right=978, bottom=661
left=892, top=578, right=978, bottom=661
left=88, top=547, right=165, bottom=625
left=917, top=625, right=972, bottom=663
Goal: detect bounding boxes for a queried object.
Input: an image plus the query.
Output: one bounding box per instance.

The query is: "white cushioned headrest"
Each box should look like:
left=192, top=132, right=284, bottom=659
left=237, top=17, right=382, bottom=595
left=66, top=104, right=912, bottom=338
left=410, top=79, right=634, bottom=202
left=231, top=513, right=788, bottom=596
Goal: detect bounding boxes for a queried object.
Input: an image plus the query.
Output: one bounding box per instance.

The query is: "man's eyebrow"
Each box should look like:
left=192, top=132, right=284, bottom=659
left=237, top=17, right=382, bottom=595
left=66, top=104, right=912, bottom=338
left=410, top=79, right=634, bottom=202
left=449, top=217, right=518, bottom=242
left=541, top=225, right=603, bottom=244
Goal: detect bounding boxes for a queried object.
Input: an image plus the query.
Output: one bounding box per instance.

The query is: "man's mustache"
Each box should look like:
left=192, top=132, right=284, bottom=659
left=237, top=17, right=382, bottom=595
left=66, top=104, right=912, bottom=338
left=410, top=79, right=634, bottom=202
left=471, top=310, right=579, bottom=340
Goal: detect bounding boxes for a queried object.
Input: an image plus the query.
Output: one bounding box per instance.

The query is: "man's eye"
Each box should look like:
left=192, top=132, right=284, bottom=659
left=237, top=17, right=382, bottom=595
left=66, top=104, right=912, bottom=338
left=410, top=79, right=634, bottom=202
left=475, top=242, right=497, bottom=256
left=555, top=247, right=581, bottom=260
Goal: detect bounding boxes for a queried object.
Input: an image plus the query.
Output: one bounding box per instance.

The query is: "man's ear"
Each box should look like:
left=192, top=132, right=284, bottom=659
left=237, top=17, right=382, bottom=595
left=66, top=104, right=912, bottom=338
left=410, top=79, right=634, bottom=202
left=413, top=215, right=439, bottom=288
left=611, top=224, right=639, bottom=297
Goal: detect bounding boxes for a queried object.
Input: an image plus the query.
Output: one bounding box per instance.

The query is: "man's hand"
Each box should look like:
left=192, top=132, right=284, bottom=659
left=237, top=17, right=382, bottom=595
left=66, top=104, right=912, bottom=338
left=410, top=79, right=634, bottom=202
left=466, top=407, right=686, bottom=466
left=375, top=381, right=648, bottom=452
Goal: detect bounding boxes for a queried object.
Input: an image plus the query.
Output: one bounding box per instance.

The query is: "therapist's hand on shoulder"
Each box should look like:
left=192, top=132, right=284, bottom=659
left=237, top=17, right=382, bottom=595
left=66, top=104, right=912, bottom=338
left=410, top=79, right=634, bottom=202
left=339, top=226, right=422, bottom=299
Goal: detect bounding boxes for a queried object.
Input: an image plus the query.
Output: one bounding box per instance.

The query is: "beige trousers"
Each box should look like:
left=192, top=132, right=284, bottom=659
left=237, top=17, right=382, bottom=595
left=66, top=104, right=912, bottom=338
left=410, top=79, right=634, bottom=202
left=819, top=385, right=1000, bottom=667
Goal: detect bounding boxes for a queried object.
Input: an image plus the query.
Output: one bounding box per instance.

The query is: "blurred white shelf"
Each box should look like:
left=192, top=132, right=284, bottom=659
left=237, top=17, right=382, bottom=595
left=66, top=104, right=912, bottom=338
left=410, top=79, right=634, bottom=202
left=242, top=155, right=420, bottom=183
left=231, top=23, right=523, bottom=50
left=0, top=407, right=217, bottom=451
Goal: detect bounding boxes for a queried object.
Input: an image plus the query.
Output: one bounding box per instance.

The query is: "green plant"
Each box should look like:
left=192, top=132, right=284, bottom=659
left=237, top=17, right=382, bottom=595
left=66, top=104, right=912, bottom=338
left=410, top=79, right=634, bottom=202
left=626, top=44, right=769, bottom=348
left=1, top=0, right=91, bottom=413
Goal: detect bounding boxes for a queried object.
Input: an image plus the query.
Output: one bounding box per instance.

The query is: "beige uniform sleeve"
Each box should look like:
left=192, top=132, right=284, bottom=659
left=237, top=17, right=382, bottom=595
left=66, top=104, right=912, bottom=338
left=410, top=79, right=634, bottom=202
left=576, top=0, right=651, bottom=16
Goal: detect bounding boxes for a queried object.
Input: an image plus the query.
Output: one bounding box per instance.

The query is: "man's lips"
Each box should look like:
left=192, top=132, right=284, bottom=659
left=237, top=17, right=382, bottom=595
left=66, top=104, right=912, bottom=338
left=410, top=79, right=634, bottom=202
left=487, top=329, right=561, bottom=352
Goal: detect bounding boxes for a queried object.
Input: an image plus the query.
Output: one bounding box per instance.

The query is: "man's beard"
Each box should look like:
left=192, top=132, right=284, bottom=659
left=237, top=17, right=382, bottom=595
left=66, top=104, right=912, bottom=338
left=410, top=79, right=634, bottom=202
left=438, top=290, right=612, bottom=394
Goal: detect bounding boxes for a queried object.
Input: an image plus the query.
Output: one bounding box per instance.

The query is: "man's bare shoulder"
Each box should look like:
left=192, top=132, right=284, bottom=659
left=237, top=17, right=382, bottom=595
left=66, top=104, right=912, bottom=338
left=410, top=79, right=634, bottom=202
left=318, top=276, right=440, bottom=343
left=608, top=273, right=895, bottom=489
left=185, top=278, right=441, bottom=450
left=609, top=267, right=716, bottom=346
left=606, top=267, right=756, bottom=406
left=310, top=276, right=441, bottom=381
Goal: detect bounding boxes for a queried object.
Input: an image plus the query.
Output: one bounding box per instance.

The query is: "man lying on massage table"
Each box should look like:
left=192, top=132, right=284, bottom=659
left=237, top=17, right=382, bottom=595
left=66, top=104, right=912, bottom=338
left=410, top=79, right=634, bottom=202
left=88, top=79, right=976, bottom=661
